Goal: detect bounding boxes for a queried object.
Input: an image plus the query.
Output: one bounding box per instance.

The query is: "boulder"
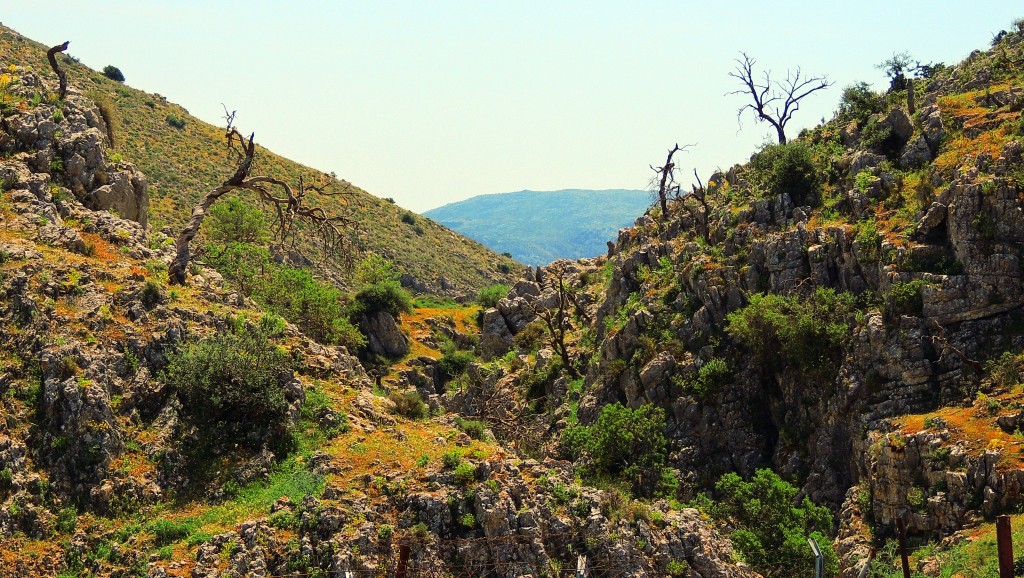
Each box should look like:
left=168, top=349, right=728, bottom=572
left=362, top=311, right=409, bottom=357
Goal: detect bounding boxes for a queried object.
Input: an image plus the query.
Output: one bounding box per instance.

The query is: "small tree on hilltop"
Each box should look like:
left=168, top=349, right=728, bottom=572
left=102, top=65, right=125, bottom=82
left=728, top=52, right=833, bottom=144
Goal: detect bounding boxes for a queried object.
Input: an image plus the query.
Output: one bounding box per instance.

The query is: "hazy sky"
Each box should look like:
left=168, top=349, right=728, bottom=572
left=2, top=2, right=1020, bottom=212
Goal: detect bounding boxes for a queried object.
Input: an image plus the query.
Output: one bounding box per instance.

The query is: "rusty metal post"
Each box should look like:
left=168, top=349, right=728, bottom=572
left=997, top=514, right=1014, bottom=578
left=395, top=543, right=410, bottom=578
left=896, top=517, right=911, bottom=578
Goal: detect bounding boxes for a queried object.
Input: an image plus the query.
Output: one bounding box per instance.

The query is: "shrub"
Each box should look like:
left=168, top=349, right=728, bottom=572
left=674, top=357, right=731, bottom=397
left=562, top=403, right=671, bottom=496
left=388, top=390, right=427, bottom=420
left=885, top=279, right=926, bottom=318
left=454, top=416, right=489, bottom=440
left=747, top=141, right=820, bottom=206
left=442, top=450, right=463, bottom=469
left=726, top=288, right=855, bottom=371
left=854, top=218, right=881, bottom=262
left=101, top=65, right=125, bottom=82
left=84, top=89, right=118, bottom=147
left=453, top=462, right=477, bottom=486
left=859, top=115, right=896, bottom=156
left=161, top=318, right=291, bottom=445
left=55, top=507, right=77, bottom=533
left=459, top=513, right=476, bottom=528
left=206, top=197, right=269, bottom=245
left=401, top=212, right=416, bottom=225
left=713, top=469, right=838, bottom=578
left=986, top=351, right=1022, bottom=390
left=837, top=82, right=885, bottom=125
left=477, top=284, right=510, bottom=308
left=438, top=348, right=475, bottom=381
left=165, top=114, right=186, bottom=129
left=351, top=282, right=412, bottom=320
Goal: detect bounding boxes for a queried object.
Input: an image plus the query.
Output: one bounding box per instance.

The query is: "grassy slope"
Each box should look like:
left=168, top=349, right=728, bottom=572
left=0, top=25, right=520, bottom=295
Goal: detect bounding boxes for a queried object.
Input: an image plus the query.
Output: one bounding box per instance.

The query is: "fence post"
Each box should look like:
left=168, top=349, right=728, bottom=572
left=396, top=543, right=410, bottom=578
left=576, top=554, right=588, bottom=578
left=895, top=516, right=911, bottom=578
left=997, top=514, right=1014, bottom=578
left=808, top=537, right=823, bottom=578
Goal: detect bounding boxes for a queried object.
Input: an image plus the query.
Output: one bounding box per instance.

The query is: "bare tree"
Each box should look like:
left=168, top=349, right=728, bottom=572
left=46, top=41, right=70, bottom=100
left=527, top=263, right=584, bottom=377
left=728, top=52, right=833, bottom=144
left=168, top=109, right=355, bottom=285
left=649, top=144, right=690, bottom=224
left=683, top=169, right=711, bottom=239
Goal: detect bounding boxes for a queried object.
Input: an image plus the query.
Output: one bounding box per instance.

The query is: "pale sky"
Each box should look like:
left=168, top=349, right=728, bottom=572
left=2, top=2, right=1020, bottom=212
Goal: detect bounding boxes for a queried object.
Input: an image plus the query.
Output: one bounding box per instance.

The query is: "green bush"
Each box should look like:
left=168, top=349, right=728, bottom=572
left=165, top=114, right=186, bottom=129
left=442, top=450, right=463, bottom=469
left=388, top=390, right=427, bottom=420
left=101, top=65, right=125, bottom=82
left=885, top=279, right=927, bottom=318
left=748, top=141, right=820, bottom=206
left=438, top=348, right=475, bottom=381
left=713, top=469, right=837, bottom=578
left=400, top=212, right=416, bottom=225
left=351, top=282, right=413, bottom=320
left=206, top=197, right=269, bottom=245
left=204, top=242, right=363, bottom=349
left=161, top=318, right=291, bottom=445
left=986, top=351, right=1023, bottom=390
left=562, top=403, right=672, bottom=497
left=477, top=284, right=510, bottom=308
left=453, top=462, right=477, bottom=486
left=674, top=357, right=731, bottom=397
left=726, top=288, right=855, bottom=371
left=55, top=507, right=77, bottom=534
left=837, top=82, right=885, bottom=125
left=454, top=416, right=489, bottom=440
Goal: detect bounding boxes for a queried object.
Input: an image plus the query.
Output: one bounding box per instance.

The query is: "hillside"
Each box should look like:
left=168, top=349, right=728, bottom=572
left=424, top=189, right=651, bottom=266
left=0, top=24, right=520, bottom=296
left=4, top=15, right=1024, bottom=578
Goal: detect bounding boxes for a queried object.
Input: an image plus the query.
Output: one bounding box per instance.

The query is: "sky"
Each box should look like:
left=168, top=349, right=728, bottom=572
left=2, top=2, right=1021, bottom=212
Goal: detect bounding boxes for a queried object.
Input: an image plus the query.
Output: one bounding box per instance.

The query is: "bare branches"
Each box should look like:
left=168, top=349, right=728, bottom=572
left=649, top=143, right=692, bottom=224
left=728, top=52, right=832, bottom=144
left=526, top=263, right=584, bottom=377
left=168, top=122, right=355, bottom=285
left=46, top=41, right=70, bottom=100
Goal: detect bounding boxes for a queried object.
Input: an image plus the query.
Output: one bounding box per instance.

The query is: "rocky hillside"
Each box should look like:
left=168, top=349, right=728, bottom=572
left=0, top=50, right=753, bottom=577
left=0, top=24, right=520, bottom=297
left=6, top=14, right=1024, bottom=578
left=424, top=189, right=651, bottom=266
left=453, top=18, right=1024, bottom=578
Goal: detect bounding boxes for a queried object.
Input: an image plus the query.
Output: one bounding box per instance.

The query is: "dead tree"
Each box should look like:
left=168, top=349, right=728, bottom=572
left=527, top=263, right=583, bottom=377
left=728, top=52, right=832, bottom=144
left=168, top=110, right=354, bottom=285
left=649, top=143, right=690, bottom=224
left=46, top=41, right=70, bottom=100
left=684, top=169, right=711, bottom=239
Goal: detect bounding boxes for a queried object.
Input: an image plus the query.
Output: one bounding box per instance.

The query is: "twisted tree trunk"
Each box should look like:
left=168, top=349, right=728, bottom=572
left=46, top=41, right=70, bottom=100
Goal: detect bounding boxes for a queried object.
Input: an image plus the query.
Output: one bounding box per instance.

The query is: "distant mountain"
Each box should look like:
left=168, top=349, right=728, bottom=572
left=424, top=189, right=652, bottom=266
